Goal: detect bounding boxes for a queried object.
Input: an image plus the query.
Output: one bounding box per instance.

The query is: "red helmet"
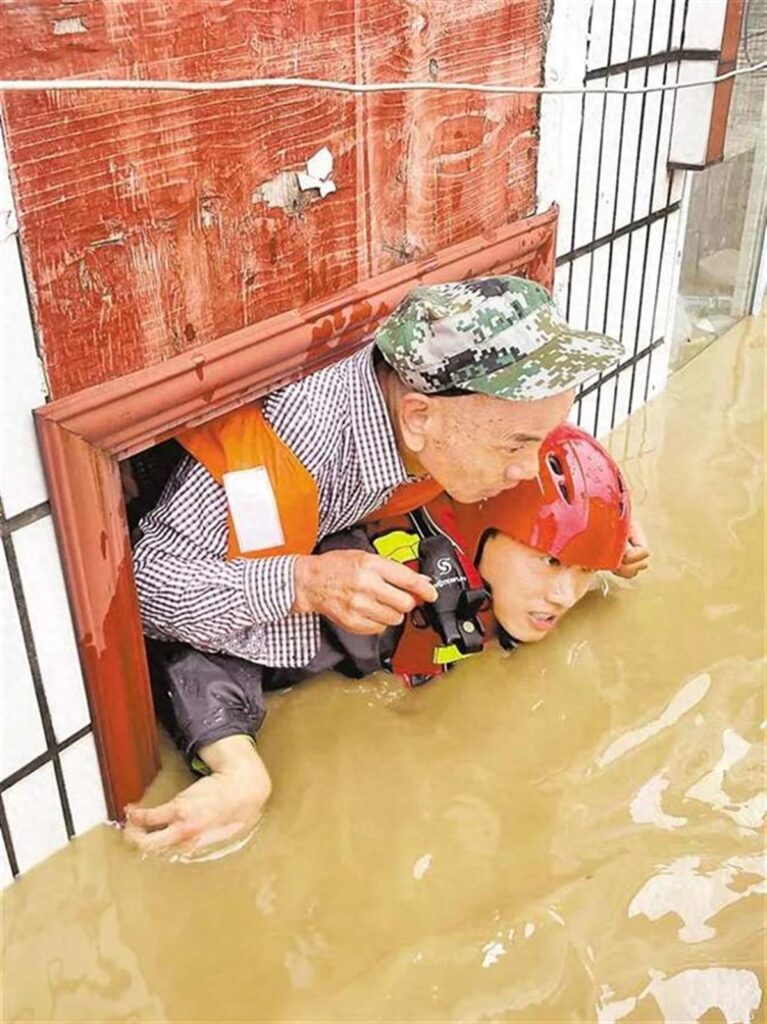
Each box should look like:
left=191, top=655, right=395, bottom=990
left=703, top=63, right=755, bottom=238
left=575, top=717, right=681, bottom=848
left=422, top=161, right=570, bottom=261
left=457, top=424, right=631, bottom=570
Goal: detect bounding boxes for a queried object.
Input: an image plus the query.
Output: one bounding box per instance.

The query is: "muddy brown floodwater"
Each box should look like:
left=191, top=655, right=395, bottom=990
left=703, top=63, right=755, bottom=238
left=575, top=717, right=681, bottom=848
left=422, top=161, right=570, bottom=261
left=2, top=317, right=765, bottom=1023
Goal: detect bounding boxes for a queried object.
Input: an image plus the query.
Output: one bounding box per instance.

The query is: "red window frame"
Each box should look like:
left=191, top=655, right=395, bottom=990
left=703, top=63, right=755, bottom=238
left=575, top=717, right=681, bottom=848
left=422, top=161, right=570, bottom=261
left=34, top=206, right=558, bottom=818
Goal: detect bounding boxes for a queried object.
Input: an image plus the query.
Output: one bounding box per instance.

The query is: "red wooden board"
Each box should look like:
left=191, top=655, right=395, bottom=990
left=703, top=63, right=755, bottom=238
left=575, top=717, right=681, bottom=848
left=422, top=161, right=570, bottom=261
left=1, top=0, right=541, bottom=398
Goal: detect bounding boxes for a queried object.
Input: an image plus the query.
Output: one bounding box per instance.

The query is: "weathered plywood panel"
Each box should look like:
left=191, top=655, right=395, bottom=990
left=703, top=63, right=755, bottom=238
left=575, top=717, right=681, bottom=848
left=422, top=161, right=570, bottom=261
left=0, top=0, right=541, bottom=398
left=359, top=0, right=540, bottom=274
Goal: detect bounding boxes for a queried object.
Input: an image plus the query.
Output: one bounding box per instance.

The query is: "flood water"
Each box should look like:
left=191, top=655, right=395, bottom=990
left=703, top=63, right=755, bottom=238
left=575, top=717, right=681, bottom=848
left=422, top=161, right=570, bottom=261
left=2, top=318, right=765, bottom=1022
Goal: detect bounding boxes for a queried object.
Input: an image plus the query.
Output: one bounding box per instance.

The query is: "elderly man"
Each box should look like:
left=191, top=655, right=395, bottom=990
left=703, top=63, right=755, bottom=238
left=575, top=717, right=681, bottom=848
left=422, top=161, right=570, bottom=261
left=127, top=276, right=636, bottom=855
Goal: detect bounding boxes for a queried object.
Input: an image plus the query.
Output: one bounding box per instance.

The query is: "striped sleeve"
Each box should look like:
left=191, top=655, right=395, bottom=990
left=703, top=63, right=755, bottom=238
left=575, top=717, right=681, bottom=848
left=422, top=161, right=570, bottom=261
left=133, top=456, right=298, bottom=656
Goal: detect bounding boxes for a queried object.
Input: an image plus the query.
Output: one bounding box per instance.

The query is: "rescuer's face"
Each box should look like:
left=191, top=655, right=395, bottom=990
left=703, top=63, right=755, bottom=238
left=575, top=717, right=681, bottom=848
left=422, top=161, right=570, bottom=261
left=478, top=532, right=595, bottom=643
left=400, top=389, right=574, bottom=504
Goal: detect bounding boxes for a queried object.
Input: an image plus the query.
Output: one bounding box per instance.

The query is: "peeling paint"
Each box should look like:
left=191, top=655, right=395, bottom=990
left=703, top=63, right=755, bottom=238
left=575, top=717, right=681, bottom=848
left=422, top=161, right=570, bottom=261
left=1, top=0, right=541, bottom=397
left=298, top=146, right=336, bottom=197
left=88, top=233, right=126, bottom=250
left=200, top=194, right=220, bottom=230
left=252, top=172, right=311, bottom=218
left=52, top=17, right=87, bottom=36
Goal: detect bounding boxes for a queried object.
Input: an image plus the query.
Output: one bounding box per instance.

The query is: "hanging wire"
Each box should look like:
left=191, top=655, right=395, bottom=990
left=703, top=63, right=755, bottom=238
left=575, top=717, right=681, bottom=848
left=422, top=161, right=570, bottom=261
left=0, top=61, right=765, bottom=96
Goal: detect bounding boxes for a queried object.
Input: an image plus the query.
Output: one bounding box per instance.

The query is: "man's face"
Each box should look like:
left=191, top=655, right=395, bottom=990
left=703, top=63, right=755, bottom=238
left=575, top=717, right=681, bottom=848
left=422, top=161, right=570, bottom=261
left=403, top=389, right=574, bottom=504
left=478, top=532, right=595, bottom=643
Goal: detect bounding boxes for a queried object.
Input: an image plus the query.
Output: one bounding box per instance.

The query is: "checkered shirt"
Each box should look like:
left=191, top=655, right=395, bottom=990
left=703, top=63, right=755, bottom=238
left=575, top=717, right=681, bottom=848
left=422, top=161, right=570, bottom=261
left=132, top=345, right=412, bottom=668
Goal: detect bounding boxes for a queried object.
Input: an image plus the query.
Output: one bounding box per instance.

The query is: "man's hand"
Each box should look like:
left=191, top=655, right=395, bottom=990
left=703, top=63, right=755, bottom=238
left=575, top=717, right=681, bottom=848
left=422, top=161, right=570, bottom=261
left=613, top=517, right=650, bottom=580
left=123, top=736, right=271, bottom=859
left=292, top=549, right=438, bottom=634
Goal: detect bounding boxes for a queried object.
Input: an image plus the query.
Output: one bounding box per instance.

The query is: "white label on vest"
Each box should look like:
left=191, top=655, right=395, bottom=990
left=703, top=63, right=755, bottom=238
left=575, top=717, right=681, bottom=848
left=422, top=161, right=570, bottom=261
left=222, top=467, right=285, bottom=552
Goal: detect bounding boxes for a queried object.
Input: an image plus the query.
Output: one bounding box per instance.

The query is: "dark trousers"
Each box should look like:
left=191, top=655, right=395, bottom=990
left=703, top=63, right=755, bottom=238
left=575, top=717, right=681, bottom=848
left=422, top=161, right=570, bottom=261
left=146, top=528, right=401, bottom=763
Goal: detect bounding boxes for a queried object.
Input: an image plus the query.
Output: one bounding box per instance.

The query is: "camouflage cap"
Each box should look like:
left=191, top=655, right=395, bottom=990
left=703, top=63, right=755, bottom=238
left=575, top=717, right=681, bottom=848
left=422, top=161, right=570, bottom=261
left=374, top=276, right=624, bottom=400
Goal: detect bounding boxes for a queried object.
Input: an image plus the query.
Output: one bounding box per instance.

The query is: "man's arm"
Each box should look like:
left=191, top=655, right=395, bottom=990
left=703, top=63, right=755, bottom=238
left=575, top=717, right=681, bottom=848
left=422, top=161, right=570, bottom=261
left=133, top=456, right=299, bottom=654
left=124, top=736, right=272, bottom=857
left=135, top=455, right=437, bottom=653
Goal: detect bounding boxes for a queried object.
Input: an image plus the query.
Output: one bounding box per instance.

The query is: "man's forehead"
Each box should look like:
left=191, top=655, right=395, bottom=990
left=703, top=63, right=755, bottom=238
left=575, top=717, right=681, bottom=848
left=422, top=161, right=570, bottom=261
left=480, top=389, right=573, bottom=434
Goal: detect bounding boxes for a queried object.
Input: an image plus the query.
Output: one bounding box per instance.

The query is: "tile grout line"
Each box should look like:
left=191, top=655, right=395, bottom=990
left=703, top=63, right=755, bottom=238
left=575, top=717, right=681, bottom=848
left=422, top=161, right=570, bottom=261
left=0, top=497, right=76, bottom=848
left=0, top=794, right=19, bottom=879
left=0, top=725, right=94, bottom=795
left=0, top=501, right=51, bottom=537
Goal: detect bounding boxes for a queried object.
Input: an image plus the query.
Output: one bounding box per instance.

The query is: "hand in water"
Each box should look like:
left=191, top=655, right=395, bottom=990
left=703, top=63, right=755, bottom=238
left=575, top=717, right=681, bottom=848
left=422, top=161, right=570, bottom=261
left=614, top=517, right=650, bottom=580
left=123, top=736, right=271, bottom=858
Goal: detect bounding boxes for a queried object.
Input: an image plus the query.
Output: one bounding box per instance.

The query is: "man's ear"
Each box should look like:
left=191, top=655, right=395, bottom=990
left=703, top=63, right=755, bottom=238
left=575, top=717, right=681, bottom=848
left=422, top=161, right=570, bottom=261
left=398, top=392, right=434, bottom=453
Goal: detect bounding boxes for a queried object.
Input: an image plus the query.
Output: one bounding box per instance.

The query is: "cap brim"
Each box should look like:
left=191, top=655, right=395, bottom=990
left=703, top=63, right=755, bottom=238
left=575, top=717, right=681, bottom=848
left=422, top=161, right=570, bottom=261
left=461, top=327, right=624, bottom=401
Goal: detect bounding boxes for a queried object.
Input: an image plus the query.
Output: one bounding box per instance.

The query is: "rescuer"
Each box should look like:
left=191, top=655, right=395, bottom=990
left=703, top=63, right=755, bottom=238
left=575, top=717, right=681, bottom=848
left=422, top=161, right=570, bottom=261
left=127, top=277, right=648, bottom=856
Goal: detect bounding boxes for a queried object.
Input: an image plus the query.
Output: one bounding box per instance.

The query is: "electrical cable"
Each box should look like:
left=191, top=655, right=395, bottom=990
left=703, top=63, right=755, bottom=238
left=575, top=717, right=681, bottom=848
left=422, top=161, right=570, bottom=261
left=0, top=61, right=764, bottom=96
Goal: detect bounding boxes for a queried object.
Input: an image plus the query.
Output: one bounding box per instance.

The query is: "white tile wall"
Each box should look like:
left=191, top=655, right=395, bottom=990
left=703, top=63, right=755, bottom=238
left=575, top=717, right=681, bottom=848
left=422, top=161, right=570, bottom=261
left=0, top=545, right=47, bottom=778
left=3, top=763, right=68, bottom=875
left=585, top=0, right=613, bottom=70
left=60, top=734, right=107, bottom=834
left=0, top=127, right=48, bottom=520
left=683, top=0, right=728, bottom=49
left=669, top=61, right=718, bottom=167
left=537, top=0, right=592, bottom=255
left=13, top=518, right=90, bottom=742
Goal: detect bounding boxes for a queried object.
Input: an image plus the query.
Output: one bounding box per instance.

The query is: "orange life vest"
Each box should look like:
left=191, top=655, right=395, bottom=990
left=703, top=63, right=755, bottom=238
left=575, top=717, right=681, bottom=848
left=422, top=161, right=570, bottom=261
left=177, top=402, right=443, bottom=560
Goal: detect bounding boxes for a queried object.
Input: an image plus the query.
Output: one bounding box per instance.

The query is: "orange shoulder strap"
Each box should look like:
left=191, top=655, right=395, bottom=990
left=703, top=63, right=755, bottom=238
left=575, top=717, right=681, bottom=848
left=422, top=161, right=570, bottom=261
left=177, top=404, right=320, bottom=560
